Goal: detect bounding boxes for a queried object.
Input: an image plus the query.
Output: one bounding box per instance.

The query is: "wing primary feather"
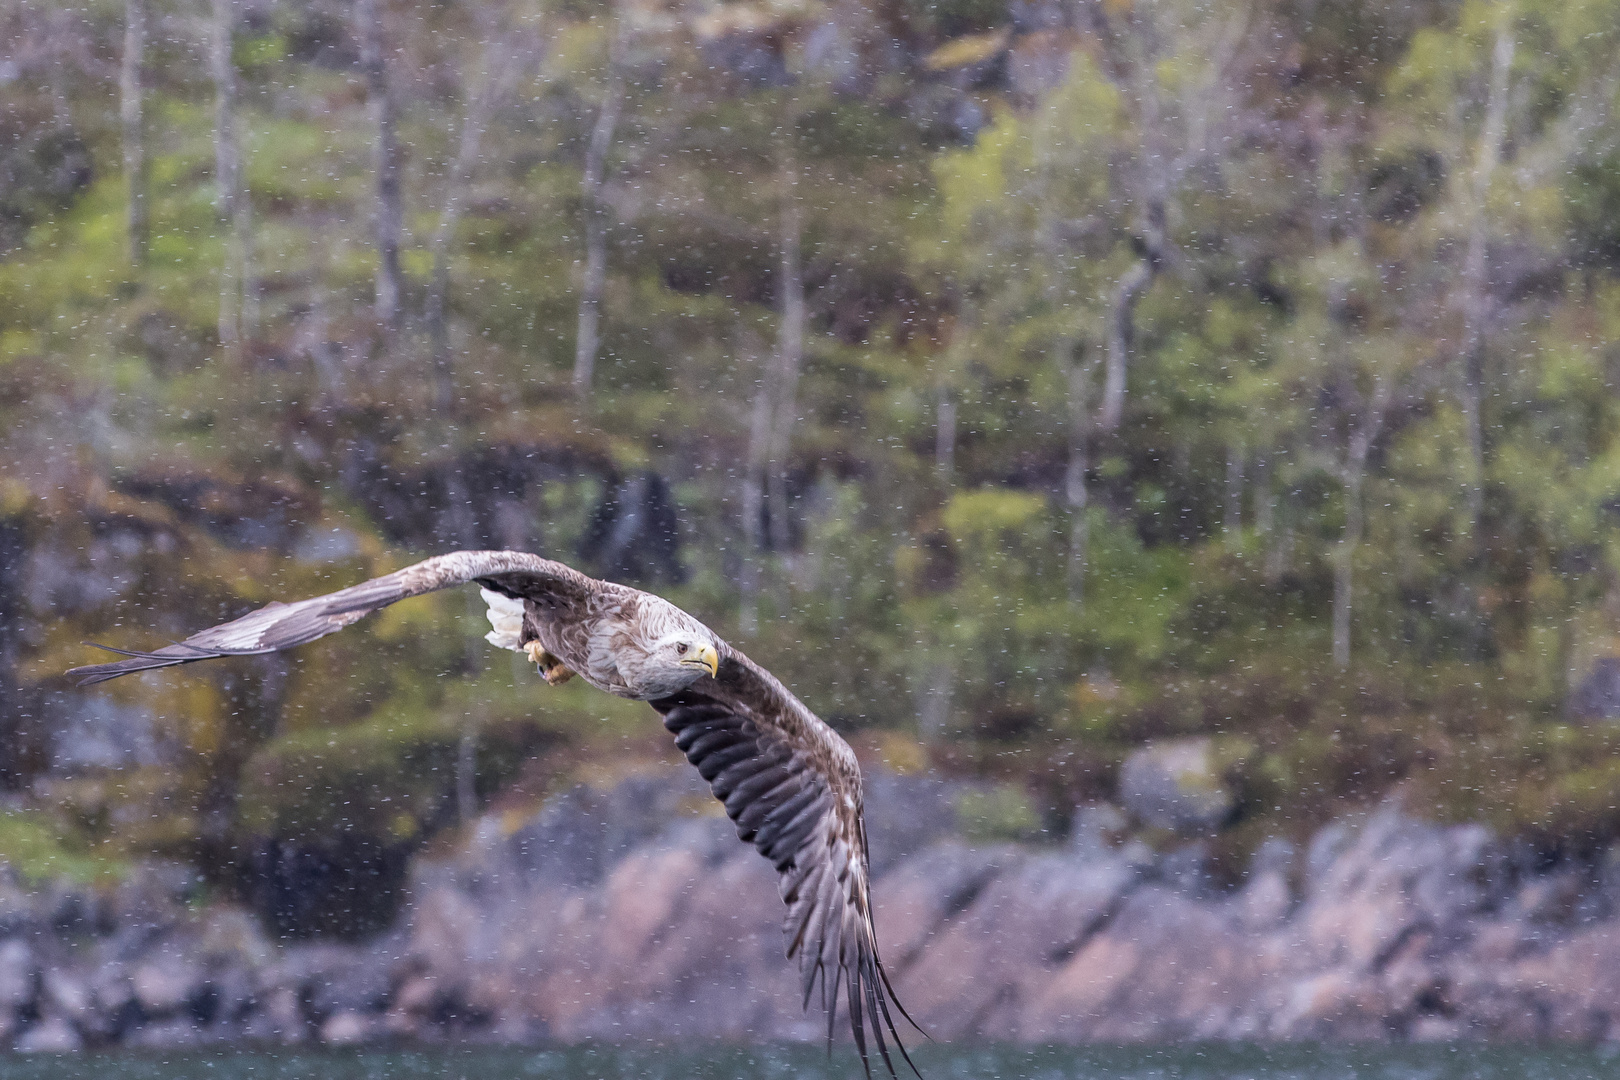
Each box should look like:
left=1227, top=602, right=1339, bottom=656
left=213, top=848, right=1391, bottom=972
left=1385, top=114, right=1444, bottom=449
left=720, top=765, right=792, bottom=812
left=761, top=803, right=823, bottom=864
left=825, top=957, right=845, bottom=1055
left=875, top=946, right=929, bottom=1039
left=872, top=960, right=926, bottom=1077
left=679, top=724, right=741, bottom=759
left=736, top=784, right=796, bottom=833
left=694, top=741, right=756, bottom=782
left=162, top=640, right=276, bottom=656
left=80, top=642, right=194, bottom=660
left=711, top=753, right=767, bottom=789
left=864, top=955, right=897, bottom=1080
left=786, top=864, right=829, bottom=958
left=847, top=955, right=871, bottom=1080
left=758, top=783, right=820, bottom=830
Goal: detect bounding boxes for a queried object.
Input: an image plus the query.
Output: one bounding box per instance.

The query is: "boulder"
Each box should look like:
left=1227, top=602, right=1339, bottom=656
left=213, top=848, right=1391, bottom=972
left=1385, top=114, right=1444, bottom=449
left=892, top=845, right=1143, bottom=1038
left=320, top=1010, right=380, bottom=1046
left=506, top=769, right=712, bottom=888
left=1118, top=738, right=1236, bottom=834
left=0, top=938, right=37, bottom=1011
left=863, top=768, right=995, bottom=874
left=1024, top=884, right=1258, bottom=1042
left=16, top=1015, right=83, bottom=1053
left=873, top=841, right=1013, bottom=969
left=132, top=948, right=200, bottom=1018
left=1569, top=655, right=1620, bottom=720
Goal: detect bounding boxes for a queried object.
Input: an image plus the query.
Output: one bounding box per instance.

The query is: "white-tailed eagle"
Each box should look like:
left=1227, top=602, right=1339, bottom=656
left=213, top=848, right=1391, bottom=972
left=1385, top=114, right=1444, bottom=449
left=69, top=551, right=918, bottom=1075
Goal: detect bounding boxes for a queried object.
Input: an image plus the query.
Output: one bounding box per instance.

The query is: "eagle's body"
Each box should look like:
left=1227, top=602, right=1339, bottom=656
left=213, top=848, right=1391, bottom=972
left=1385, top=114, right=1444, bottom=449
left=69, top=550, right=911, bottom=1076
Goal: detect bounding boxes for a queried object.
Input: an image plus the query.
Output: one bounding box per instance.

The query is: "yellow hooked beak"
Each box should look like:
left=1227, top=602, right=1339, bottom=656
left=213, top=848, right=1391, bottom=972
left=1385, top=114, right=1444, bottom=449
left=682, top=642, right=720, bottom=678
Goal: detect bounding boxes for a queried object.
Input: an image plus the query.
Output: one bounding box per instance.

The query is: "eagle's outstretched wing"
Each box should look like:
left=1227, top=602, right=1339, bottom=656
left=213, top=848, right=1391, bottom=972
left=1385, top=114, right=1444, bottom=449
left=655, top=650, right=921, bottom=1078
left=68, top=550, right=920, bottom=1076
left=67, top=550, right=594, bottom=685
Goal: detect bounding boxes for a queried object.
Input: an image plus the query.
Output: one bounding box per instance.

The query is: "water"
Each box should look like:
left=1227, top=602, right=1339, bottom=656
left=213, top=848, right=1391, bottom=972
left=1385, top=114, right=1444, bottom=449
left=2, top=1044, right=1617, bottom=1080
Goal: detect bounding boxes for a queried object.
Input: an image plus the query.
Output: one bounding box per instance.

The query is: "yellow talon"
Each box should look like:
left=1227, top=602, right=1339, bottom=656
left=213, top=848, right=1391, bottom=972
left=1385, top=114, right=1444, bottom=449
left=524, top=640, right=575, bottom=686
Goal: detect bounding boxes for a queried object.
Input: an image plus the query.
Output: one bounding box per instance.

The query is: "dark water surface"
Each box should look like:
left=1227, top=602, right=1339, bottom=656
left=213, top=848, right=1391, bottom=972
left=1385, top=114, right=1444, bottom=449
left=2, top=1043, right=1617, bottom=1080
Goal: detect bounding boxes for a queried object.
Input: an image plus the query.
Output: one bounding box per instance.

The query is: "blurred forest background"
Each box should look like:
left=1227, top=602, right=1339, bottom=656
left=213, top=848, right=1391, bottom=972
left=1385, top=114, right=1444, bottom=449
left=4, top=0, right=1620, bottom=934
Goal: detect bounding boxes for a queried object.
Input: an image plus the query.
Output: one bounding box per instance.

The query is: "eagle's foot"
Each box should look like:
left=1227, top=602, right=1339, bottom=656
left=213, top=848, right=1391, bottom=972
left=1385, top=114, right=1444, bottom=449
left=523, top=641, right=576, bottom=686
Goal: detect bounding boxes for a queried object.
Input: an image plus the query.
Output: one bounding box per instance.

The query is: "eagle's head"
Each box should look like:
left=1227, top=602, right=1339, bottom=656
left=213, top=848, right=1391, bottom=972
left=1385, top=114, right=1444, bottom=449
left=625, top=599, right=720, bottom=698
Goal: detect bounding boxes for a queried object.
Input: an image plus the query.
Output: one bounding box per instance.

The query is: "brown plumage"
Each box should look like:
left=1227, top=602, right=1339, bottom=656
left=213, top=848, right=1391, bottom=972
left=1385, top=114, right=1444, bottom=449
left=68, top=550, right=919, bottom=1076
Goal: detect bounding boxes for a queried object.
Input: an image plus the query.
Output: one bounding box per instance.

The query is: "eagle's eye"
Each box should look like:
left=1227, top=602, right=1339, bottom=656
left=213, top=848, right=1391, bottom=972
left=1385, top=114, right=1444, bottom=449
left=675, top=642, right=689, bottom=655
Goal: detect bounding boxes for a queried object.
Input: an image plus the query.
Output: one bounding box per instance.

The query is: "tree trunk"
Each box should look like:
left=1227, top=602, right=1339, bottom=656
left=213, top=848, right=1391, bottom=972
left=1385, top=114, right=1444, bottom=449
left=428, top=44, right=509, bottom=413
left=358, top=0, right=403, bottom=339
left=1331, top=375, right=1393, bottom=670
left=1100, top=194, right=1166, bottom=435
left=766, top=173, right=804, bottom=555
left=935, top=383, right=956, bottom=480
left=1224, top=441, right=1244, bottom=550
left=210, top=0, right=253, bottom=352
left=1065, top=356, right=1091, bottom=605
left=917, top=661, right=953, bottom=743
left=1101, top=258, right=1149, bottom=434
left=120, top=0, right=148, bottom=269
left=1457, top=25, right=1514, bottom=544
left=1254, top=451, right=1281, bottom=582
left=573, top=17, right=626, bottom=399
left=739, top=366, right=771, bottom=636
left=456, top=726, right=478, bottom=824
left=1331, top=469, right=1362, bottom=670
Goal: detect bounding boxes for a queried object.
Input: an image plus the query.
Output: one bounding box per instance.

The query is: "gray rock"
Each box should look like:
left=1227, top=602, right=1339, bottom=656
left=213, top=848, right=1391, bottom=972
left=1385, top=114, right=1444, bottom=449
left=1023, top=883, right=1256, bottom=1042
left=1569, top=655, right=1620, bottom=720
left=1234, top=838, right=1299, bottom=930
left=1118, top=737, right=1236, bottom=834
left=47, top=695, right=170, bottom=773
left=0, top=870, right=40, bottom=937
left=0, top=938, right=37, bottom=1009
left=893, top=845, right=1143, bottom=1037
left=112, top=861, right=197, bottom=927
left=40, top=970, right=91, bottom=1023
left=16, top=1015, right=83, bottom=1053
left=1156, top=842, right=1214, bottom=896
left=862, top=769, right=984, bottom=875
left=320, top=1010, right=379, bottom=1045
left=1070, top=804, right=1129, bottom=858
left=1236, top=867, right=1294, bottom=931
left=198, top=905, right=273, bottom=969
left=873, top=841, right=1017, bottom=969
left=133, top=948, right=200, bottom=1017
left=1249, top=837, right=1298, bottom=879
left=306, top=948, right=394, bottom=1019
left=79, top=963, right=137, bottom=1041
left=241, top=985, right=310, bottom=1045
left=506, top=768, right=712, bottom=888
left=22, top=787, right=1620, bottom=1049
left=206, top=971, right=252, bottom=1028
left=40, top=884, right=105, bottom=936
left=122, top=1017, right=205, bottom=1049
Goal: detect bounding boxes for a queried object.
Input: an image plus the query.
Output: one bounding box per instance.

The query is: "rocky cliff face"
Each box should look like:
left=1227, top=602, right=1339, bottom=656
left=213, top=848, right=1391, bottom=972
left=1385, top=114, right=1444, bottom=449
left=3, top=768, right=1620, bottom=1052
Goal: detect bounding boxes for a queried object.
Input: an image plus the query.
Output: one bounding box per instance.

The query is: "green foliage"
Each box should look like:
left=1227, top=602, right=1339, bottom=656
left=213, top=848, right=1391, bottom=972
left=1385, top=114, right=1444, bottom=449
left=0, top=813, right=125, bottom=886
left=955, top=784, right=1043, bottom=843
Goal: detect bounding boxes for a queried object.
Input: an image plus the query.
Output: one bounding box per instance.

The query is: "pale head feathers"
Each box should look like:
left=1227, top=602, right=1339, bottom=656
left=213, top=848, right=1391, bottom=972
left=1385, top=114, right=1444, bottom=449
left=613, top=596, right=720, bottom=699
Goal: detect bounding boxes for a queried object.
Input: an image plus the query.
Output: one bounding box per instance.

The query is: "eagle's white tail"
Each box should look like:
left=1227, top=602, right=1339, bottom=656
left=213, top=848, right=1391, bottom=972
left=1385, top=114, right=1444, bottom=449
left=480, top=588, right=526, bottom=652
